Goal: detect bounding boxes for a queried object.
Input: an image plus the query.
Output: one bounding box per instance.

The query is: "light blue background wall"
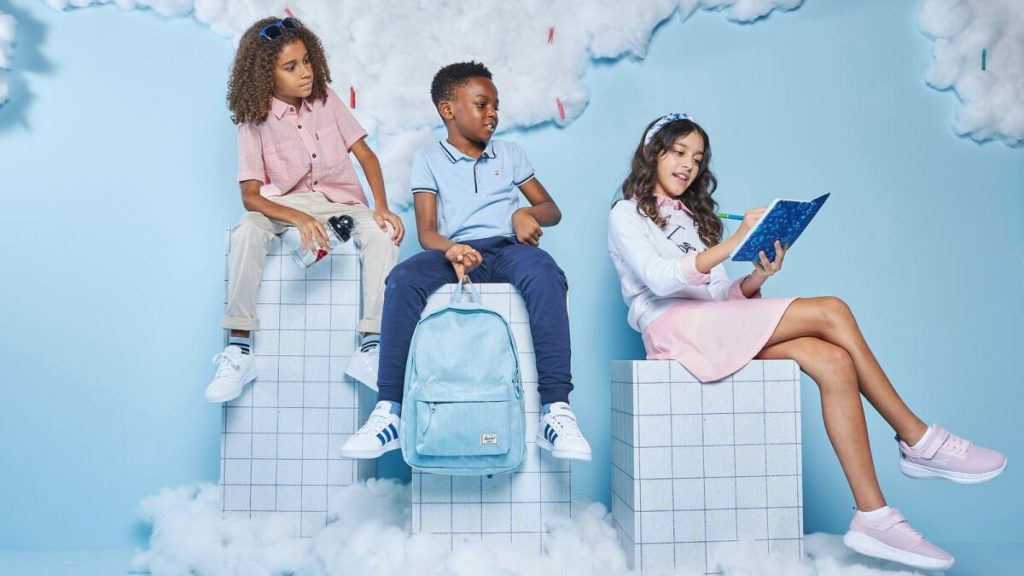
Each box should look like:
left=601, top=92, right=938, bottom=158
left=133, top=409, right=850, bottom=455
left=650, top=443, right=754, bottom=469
left=1, top=0, right=1021, bottom=559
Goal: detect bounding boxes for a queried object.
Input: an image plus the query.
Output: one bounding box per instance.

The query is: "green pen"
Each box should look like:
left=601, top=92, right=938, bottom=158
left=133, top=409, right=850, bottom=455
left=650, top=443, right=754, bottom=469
left=716, top=211, right=744, bottom=221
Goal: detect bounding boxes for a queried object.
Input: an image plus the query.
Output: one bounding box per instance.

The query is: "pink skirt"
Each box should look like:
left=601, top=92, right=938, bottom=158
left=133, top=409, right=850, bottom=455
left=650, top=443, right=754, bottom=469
left=642, top=297, right=797, bottom=383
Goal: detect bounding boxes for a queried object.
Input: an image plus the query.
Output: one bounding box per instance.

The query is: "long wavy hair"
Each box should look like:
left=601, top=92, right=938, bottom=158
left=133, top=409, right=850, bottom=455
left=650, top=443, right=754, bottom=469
left=227, top=17, right=332, bottom=125
left=620, top=117, right=722, bottom=247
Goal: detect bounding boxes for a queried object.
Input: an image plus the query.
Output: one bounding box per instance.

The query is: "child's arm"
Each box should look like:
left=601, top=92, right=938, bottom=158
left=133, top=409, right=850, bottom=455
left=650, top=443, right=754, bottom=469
left=239, top=180, right=330, bottom=255
left=414, top=193, right=482, bottom=280
left=512, top=178, right=561, bottom=246
left=693, top=207, right=765, bottom=274
left=609, top=201, right=705, bottom=297
left=350, top=139, right=404, bottom=246
left=697, top=208, right=783, bottom=298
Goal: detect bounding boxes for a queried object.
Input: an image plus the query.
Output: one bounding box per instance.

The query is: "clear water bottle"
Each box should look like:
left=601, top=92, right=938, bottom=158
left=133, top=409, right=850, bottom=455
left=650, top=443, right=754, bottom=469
left=290, top=215, right=355, bottom=268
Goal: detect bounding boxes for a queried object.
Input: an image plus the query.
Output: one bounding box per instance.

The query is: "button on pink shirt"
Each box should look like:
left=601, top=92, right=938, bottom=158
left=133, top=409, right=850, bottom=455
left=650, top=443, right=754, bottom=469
left=236, top=87, right=369, bottom=205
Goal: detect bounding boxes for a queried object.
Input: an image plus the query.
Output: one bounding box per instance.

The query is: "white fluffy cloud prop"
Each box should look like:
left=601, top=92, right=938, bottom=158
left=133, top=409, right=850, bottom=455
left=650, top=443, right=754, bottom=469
left=130, top=480, right=936, bottom=576
left=919, top=0, right=1024, bottom=146
left=39, top=0, right=802, bottom=206
left=0, top=10, right=16, bottom=104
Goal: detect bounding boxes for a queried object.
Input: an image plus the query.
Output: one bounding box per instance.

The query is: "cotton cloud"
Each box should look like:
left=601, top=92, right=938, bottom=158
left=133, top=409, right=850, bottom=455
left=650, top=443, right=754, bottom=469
left=0, top=10, right=15, bottom=104
left=39, top=0, right=801, bottom=207
left=131, top=480, right=935, bottom=576
left=919, top=0, right=1024, bottom=146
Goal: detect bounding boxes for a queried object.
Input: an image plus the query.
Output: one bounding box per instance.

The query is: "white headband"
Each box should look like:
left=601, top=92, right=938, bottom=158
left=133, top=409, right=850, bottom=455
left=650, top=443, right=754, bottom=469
left=643, top=112, right=694, bottom=146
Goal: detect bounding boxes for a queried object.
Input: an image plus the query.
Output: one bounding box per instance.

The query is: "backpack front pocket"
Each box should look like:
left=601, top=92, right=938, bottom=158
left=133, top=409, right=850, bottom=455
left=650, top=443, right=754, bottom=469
left=415, top=399, right=511, bottom=457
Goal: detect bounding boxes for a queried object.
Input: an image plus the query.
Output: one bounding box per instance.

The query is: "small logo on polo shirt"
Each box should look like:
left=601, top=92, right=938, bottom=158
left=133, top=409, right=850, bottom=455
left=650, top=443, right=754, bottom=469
left=493, top=169, right=501, bottom=177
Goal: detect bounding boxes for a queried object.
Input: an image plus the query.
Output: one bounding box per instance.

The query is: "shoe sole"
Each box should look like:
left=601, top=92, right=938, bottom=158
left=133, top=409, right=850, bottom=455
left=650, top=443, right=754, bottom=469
left=536, top=436, right=592, bottom=461
left=204, top=367, right=258, bottom=404
left=339, top=442, right=399, bottom=459
left=899, top=458, right=1007, bottom=484
left=843, top=531, right=954, bottom=571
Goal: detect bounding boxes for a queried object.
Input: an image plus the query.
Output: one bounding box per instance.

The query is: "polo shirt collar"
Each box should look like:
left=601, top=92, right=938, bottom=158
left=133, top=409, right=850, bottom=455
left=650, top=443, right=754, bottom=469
left=439, top=139, right=496, bottom=163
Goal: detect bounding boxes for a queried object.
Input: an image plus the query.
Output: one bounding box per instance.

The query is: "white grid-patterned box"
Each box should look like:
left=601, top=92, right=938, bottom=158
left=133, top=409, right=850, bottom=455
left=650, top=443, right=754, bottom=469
left=220, top=228, right=375, bottom=537
left=410, top=284, right=572, bottom=553
left=611, top=360, right=803, bottom=574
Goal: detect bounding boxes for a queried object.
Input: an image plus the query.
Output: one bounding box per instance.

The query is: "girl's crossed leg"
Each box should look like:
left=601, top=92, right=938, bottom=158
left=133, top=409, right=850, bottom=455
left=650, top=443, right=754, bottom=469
left=755, top=296, right=1005, bottom=570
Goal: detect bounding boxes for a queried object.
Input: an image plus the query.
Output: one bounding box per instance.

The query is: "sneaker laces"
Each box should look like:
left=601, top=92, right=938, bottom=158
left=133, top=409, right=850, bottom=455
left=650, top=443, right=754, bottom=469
left=212, top=351, right=241, bottom=378
left=892, top=519, right=925, bottom=542
left=943, top=434, right=971, bottom=457
left=357, top=410, right=392, bottom=437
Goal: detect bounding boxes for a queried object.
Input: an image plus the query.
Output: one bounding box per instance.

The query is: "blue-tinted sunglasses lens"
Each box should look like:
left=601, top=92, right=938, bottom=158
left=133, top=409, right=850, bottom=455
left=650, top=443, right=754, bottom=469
left=260, top=18, right=299, bottom=40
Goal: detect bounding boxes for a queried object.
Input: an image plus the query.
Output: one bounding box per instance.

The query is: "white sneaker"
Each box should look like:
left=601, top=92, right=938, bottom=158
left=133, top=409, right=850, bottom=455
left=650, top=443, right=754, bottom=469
left=339, top=401, right=401, bottom=459
left=345, top=342, right=380, bottom=391
left=537, top=402, right=592, bottom=461
left=204, top=345, right=257, bottom=403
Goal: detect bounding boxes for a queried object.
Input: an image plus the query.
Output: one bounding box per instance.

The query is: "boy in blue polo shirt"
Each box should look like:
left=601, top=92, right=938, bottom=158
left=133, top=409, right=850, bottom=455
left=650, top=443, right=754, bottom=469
left=341, top=61, right=591, bottom=461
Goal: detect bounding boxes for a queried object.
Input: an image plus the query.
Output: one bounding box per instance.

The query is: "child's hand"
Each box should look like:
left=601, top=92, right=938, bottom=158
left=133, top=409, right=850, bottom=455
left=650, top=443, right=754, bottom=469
left=293, top=212, right=331, bottom=254
left=445, top=244, right=482, bottom=281
left=734, top=207, right=768, bottom=238
left=512, top=208, right=542, bottom=246
left=753, top=240, right=786, bottom=278
left=373, top=209, right=405, bottom=246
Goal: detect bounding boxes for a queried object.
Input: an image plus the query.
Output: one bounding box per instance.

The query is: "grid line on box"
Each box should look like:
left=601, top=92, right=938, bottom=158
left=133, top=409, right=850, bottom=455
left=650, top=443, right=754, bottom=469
left=219, top=228, right=374, bottom=538
left=761, top=362, right=770, bottom=547
left=610, top=360, right=803, bottom=575
left=668, top=377, right=677, bottom=567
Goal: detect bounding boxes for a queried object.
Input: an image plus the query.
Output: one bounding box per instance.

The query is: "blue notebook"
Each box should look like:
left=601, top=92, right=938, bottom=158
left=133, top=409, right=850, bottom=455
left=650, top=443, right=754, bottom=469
left=730, top=193, right=830, bottom=262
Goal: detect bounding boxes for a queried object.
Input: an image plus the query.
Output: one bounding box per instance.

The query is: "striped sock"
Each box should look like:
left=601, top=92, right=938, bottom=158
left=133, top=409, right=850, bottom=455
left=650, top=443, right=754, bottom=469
left=360, top=334, right=380, bottom=352
left=228, top=335, right=251, bottom=355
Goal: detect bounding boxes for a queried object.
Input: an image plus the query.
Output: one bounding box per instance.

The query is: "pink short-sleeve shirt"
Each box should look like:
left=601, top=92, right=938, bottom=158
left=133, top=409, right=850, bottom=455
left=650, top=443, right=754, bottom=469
left=236, top=87, right=369, bottom=205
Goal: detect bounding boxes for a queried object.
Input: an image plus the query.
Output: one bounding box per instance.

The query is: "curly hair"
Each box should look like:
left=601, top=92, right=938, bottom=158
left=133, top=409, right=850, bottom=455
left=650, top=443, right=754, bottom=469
left=430, top=61, right=493, bottom=112
left=227, top=17, right=332, bottom=125
left=620, top=117, right=722, bottom=248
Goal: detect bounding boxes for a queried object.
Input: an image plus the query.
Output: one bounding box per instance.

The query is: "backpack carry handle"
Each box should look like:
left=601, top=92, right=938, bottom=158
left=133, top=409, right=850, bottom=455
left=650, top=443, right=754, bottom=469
left=449, top=278, right=482, bottom=305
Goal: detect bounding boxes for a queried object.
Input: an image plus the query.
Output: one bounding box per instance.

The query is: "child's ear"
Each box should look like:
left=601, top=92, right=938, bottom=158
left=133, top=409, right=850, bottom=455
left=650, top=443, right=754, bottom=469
left=438, top=101, right=454, bottom=121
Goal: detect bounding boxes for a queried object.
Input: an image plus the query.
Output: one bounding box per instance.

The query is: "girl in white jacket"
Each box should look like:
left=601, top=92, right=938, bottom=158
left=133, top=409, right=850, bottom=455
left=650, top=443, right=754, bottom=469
left=607, top=113, right=1005, bottom=571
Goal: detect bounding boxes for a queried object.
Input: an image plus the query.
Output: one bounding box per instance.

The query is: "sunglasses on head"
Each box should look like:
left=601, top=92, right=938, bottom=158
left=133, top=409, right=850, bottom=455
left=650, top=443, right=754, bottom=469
left=259, top=17, right=300, bottom=41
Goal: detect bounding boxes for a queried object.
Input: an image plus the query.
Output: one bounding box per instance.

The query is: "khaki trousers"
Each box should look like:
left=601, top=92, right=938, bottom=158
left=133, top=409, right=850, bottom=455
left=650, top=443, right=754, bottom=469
left=220, top=192, right=398, bottom=334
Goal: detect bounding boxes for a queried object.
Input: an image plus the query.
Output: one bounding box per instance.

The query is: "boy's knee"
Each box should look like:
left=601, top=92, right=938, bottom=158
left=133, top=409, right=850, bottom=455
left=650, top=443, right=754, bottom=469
left=385, top=262, right=414, bottom=288
left=385, top=253, right=448, bottom=289
left=232, top=212, right=272, bottom=242
left=361, top=221, right=393, bottom=245
left=520, top=252, right=566, bottom=287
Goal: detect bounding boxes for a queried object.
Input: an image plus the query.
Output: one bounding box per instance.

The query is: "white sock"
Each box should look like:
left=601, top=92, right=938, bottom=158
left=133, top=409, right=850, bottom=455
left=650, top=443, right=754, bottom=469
left=857, top=505, right=891, bottom=521
left=909, top=425, right=934, bottom=448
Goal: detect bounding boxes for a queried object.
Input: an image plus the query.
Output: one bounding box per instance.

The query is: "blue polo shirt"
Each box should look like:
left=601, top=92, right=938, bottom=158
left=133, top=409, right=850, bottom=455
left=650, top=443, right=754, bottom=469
left=410, top=139, right=536, bottom=242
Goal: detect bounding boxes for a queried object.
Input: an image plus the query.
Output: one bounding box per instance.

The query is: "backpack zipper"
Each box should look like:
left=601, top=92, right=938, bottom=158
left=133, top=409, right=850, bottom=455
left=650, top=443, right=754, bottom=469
left=423, top=402, right=437, bottom=434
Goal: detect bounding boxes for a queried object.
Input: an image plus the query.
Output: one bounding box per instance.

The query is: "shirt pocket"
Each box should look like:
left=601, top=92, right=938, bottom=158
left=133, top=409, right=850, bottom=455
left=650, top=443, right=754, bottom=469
left=263, top=140, right=310, bottom=190
left=315, top=125, right=350, bottom=164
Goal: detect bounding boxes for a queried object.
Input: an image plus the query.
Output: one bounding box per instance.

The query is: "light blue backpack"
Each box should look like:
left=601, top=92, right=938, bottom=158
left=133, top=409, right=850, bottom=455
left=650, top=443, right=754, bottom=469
left=400, top=282, right=526, bottom=475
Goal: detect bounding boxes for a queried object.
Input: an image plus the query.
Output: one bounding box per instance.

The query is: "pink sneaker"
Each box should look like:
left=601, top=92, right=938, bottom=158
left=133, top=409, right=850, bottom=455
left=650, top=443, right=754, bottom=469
left=898, top=425, right=1007, bottom=484
left=843, top=508, right=954, bottom=571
